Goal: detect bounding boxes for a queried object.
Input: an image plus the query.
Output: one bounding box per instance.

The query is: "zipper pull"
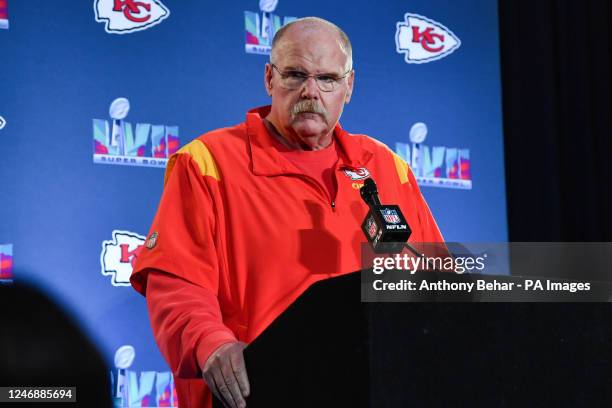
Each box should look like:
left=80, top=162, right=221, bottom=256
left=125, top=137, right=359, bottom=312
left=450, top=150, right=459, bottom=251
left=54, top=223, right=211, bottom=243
left=331, top=201, right=336, bottom=209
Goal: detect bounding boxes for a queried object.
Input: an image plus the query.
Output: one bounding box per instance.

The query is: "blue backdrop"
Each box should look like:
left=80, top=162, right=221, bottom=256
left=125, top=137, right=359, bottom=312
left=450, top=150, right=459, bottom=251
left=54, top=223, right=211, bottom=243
left=0, top=0, right=506, bottom=405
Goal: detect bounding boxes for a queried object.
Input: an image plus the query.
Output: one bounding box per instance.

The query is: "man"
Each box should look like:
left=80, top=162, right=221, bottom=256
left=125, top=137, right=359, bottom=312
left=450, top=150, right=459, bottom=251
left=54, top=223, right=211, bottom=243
left=131, top=17, right=444, bottom=408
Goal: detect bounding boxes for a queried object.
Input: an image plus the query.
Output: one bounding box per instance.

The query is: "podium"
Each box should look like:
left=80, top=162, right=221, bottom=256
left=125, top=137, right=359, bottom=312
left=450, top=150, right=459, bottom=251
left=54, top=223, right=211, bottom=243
left=214, top=271, right=612, bottom=407
left=239, top=272, right=367, bottom=407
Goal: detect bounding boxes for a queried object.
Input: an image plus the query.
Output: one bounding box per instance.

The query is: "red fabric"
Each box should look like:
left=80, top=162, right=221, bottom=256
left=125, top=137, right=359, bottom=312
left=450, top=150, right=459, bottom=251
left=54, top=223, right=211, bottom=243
left=275, top=138, right=340, bottom=203
left=145, top=270, right=237, bottom=375
left=131, top=105, right=445, bottom=408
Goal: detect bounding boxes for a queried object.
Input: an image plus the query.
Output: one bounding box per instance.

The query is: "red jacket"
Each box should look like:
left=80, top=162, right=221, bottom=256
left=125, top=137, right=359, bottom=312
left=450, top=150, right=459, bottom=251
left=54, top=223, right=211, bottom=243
left=131, top=106, right=444, bottom=407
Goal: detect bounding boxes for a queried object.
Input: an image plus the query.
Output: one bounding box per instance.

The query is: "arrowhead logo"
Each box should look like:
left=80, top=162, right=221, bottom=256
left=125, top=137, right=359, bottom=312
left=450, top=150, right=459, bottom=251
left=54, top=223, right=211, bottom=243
left=0, top=116, right=5, bottom=130
left=395, top=13, right=461, bottom=64
left=100, top=230, right=145, bottom=286
left=94, top=0, right=170, bottom=34
left=343, top=168, right=371, bottom=181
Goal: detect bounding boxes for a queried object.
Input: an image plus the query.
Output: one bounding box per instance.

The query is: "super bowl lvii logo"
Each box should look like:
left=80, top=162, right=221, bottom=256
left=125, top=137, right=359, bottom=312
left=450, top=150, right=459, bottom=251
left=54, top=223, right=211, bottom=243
left=395, top=13, right=461, bottom=64
left=395, top=122, right=472, bottom=190
left=0, top=0, right=8, bottom=29
left=94, top=0, right=170, bottom=34
left=93, top=97, right=179, bottom=168
left=245, top=0, right=296, bottom=55
left=112, top=345, right=177, bottom=407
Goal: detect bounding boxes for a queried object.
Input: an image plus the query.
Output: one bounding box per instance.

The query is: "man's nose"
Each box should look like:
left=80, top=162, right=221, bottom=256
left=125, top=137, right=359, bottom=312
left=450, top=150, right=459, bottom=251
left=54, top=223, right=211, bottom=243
left=300, top=76, right=320, bottom=99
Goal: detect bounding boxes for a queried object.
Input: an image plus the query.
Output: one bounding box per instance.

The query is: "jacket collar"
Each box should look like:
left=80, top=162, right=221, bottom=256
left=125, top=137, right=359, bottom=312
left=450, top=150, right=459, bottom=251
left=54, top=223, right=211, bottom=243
left=246, top=105, right=373, bottom=176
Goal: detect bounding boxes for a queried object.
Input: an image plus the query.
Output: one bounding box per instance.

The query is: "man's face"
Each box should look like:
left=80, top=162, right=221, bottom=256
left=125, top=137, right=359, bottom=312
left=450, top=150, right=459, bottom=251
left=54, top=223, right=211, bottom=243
left=264, top=25, right=354, bottom=149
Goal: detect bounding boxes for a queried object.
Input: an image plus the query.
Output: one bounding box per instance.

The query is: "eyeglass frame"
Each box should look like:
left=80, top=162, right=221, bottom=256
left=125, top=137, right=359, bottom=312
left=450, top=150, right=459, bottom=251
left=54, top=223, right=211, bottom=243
left=270, top=63, right=353, bottom=92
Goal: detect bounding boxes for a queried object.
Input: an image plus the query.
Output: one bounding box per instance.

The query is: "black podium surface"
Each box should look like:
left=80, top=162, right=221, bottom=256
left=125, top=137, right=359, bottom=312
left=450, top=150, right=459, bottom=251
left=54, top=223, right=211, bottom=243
left=214, top=272, right=612, bottom=407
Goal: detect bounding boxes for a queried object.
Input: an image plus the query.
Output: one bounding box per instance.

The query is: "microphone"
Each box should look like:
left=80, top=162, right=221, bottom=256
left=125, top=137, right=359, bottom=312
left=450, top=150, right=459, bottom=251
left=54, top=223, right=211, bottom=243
left=360, top=178, right=382, bottom=207
left=360, top=178, right=412, bottom=253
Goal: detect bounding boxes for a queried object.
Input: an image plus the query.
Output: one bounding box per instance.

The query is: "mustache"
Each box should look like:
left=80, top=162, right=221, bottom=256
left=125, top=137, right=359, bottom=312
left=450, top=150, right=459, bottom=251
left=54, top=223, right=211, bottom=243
left=291, top=100, right=327, bottom=120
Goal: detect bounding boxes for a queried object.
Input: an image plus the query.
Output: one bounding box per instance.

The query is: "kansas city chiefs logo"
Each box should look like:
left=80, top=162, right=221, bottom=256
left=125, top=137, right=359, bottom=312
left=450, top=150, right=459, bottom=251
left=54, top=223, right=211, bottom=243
left=395, top=13, right=461, bottom=64
left=100, top=230, right=145, bottom=286
left=343, top=167, right=370, bottom=181
left=94, top=0, right=170, bottom=34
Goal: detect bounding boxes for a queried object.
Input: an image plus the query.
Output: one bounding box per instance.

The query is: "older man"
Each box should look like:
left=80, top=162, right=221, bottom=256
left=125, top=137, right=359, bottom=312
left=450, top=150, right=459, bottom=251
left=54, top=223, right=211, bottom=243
left=131, top=17, right=444, bottom=408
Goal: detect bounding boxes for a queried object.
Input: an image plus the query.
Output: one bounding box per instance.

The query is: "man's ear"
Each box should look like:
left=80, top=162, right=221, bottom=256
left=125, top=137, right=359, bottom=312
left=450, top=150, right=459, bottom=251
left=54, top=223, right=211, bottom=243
left=264, top=63, right=273, bottom=96
left=345, top=70, right=355, bottom=104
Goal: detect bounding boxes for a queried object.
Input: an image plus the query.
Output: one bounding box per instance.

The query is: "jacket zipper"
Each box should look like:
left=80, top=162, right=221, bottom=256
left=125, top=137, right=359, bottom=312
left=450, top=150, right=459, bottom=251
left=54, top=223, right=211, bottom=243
left=295, top=174, right=336, bottom=211
left=281, top=162, right=347, bottom=211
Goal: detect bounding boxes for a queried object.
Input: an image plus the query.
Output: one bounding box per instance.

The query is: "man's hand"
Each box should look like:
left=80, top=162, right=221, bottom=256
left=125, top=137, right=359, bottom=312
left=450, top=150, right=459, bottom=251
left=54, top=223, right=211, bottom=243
left=202, top=341, right=250, bottom=408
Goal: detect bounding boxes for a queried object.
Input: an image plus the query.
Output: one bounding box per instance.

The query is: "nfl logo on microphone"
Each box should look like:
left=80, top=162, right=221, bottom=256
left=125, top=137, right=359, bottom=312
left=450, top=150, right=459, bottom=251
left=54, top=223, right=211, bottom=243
left=381, top=209, right=401, bottom=224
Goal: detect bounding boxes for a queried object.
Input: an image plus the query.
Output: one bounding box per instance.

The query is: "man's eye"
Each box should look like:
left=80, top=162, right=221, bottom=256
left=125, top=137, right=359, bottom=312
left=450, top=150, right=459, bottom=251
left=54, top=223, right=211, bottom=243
left=317, top=75, right=337, bottom=83
left=286, top=71, right=308, bottom=79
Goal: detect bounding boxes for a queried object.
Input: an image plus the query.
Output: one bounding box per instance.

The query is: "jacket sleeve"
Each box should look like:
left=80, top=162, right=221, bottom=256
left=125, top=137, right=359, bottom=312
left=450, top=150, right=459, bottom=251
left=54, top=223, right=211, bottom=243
left=146, top=270, right=237, bottom=378
left=391, top=151, right=446, bottom=244
left=130, top=140, right=234, bottom=377
left=131, top=144, right=225, bottom=295
left=406, top=164, right=445, bottom=243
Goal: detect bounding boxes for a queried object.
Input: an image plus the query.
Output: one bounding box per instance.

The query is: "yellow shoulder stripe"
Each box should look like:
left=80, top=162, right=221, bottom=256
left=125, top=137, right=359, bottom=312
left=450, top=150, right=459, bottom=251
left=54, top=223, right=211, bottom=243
left=164, top=139, right=221, bottom=185
left=392, top=152, right=409, bottom=185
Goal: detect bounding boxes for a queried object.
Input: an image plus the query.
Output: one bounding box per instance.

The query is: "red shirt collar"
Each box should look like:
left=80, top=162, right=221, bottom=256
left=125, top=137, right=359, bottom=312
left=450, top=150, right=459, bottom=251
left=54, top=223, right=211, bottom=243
left=246, top=105, right=373, bottom=176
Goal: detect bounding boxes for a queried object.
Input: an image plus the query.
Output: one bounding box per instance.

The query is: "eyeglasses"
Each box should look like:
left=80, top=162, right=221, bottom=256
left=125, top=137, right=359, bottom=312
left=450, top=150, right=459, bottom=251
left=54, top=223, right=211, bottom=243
left=271, top=64, right=352, bottom=92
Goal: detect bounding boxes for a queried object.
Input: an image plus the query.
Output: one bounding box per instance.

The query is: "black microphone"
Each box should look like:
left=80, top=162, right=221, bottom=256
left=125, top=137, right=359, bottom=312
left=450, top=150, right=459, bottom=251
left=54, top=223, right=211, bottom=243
left=360, top=178, right=412, bottom=253
left=360, top=178, right=382, bottom=207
